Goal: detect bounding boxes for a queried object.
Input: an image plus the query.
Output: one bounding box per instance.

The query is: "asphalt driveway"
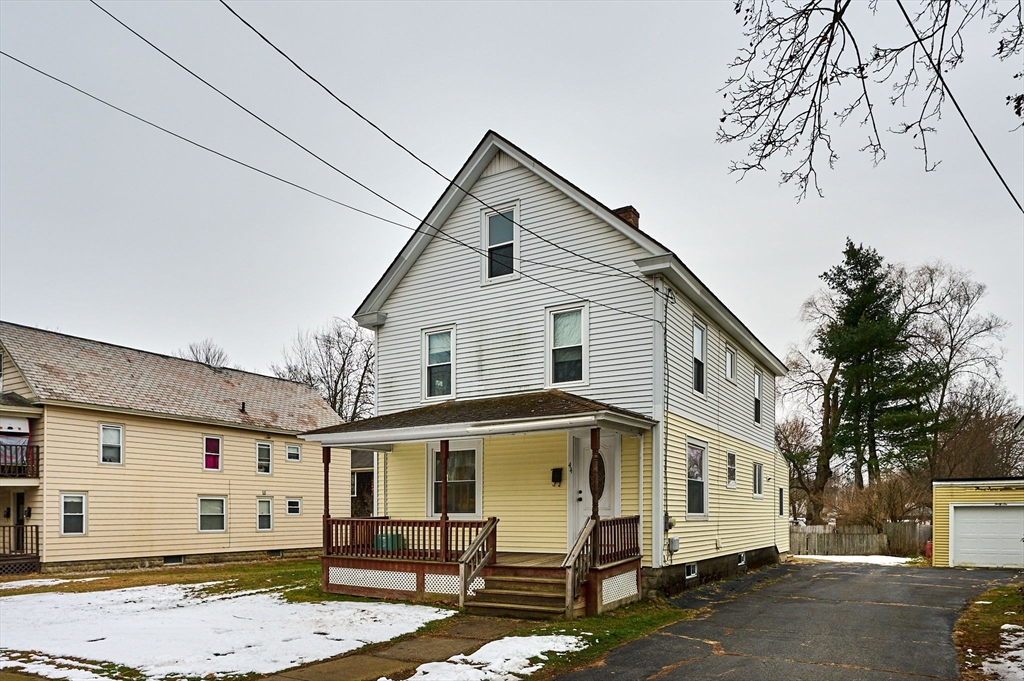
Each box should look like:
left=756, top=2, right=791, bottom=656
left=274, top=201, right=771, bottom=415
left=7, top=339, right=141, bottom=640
left=557, top=560, right=1021, bottom=681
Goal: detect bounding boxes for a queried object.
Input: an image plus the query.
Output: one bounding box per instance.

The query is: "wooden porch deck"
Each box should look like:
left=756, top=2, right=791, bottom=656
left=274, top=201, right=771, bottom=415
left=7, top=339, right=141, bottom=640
left=495, top=552, right=564, bottom=568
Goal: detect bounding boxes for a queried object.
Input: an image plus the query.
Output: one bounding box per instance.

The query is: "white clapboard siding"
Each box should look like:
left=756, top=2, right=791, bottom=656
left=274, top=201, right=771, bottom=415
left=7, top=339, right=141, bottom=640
left=376, top=164, right=657, bottom=416
left=1, top=347, right=35, bottom=398
left=664, top=284, right=775, bottom=453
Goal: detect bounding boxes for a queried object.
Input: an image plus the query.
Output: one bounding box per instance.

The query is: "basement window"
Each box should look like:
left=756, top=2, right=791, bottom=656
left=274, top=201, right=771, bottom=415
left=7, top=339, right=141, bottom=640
left=163, top=555, right=184, bottom=565
left=685, top=563, right=698, bottom=580
left=738, top=552, right=746, bottom=567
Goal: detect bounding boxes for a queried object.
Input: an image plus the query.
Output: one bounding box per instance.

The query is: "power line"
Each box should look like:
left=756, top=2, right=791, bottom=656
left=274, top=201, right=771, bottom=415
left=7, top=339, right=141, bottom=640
left=88, top=0, right=642, bottom=287
left=218, top=0, right=659, bottom=289
left=0, top=49, right=658, bottom=325
left=895, top=0, right=1024, bottom=215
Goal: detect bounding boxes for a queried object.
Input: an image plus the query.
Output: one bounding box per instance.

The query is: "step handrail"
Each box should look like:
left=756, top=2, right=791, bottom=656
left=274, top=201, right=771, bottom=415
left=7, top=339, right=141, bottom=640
left=458, top=516, right=498, bottom=608
left=561, top=518, right=597, bottom=619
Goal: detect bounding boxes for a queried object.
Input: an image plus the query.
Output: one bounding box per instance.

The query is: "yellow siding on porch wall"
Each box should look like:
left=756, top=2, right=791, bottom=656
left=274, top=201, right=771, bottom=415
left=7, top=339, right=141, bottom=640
left=931, top=484, right=1024, bottom=567
left=662, top=411, right=788, bottom=566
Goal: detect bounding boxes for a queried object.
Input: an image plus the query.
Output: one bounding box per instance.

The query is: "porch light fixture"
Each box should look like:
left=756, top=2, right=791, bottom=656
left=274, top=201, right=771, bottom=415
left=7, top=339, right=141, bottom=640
left=23, top=507, right=31, bottom=518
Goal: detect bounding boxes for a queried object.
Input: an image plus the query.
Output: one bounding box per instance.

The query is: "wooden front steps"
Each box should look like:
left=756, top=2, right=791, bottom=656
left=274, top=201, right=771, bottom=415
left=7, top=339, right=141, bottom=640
left=466, top=575, right=569, bottom=620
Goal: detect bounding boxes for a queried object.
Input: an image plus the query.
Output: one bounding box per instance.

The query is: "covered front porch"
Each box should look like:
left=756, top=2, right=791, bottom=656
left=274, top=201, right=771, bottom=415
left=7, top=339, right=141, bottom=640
left=305, top=390, right=654, bottom=618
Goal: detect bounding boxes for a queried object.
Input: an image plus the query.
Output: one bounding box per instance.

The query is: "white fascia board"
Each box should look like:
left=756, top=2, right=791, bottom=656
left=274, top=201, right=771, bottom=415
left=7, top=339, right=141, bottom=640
left=933, top=479, right=1024, bottom=489
left=301, top=410, right=654, bottom=448
left=635, top=254, right=788, bottom=377
left=354, top=312, right=388, bottom=330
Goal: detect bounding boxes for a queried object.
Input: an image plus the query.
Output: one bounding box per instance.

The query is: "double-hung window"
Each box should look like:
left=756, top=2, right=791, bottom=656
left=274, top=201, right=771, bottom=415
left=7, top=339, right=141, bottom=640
left=726, top=452, right=737, bottom=488
left=548, top=305, right=587, bottom=385
left=725, top=346, right=736, bottom=381
left=424, top=329, right=453, bottom=399
left=692, top=322, right=706, bottom=394
left=484, top=207, right=517, bottom=280
left=204, top=436, right=222, bottom=471
left=199, top=497, right=226, bottom=531
left=100, top=425, right=123, bottom=464
left=753, top=462, right=764, bottom=497
left=256, top=442, right=272, bottom=474
left=428, top=442, right=481, bottom=517
left=257, top=498, right=272, bottom=530
left=286, top=444, right=301, bottom=462
left=753, top=370, right=763, bottom=424
left=686, top=440, right=707, bottom=517
left=779, top=487, right=786, bottom=517
left=61, top=494, right=86, bottom=535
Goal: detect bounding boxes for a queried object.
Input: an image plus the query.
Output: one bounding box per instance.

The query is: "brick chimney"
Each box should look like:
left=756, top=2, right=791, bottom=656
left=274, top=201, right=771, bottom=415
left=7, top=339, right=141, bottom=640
left=612, top=205, right=640, bottom=229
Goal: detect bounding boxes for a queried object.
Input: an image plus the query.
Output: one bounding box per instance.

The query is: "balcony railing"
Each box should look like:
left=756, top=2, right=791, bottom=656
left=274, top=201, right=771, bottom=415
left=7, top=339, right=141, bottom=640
left=0, top=525, right=39, bottom=557
left=0, top=445, right=40, bottom=478
left=325, top=517, right=492, bottom=562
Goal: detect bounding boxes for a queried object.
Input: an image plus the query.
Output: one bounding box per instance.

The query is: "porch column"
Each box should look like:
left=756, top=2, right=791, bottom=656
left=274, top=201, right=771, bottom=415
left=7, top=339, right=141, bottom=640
left=590, top=427, right=601, bottom=521
left=440, top=439, right=449, bottom=562
left=322, top=447, right=331, bottom=554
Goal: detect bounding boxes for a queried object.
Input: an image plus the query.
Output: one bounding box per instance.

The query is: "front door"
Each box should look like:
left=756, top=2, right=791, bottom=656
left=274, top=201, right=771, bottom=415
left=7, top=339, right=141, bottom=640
left=14, top=492, right=25, bottom=552
left=569, top=432, right=619, bottom=548
left=351, top=471, right=374, bottom=518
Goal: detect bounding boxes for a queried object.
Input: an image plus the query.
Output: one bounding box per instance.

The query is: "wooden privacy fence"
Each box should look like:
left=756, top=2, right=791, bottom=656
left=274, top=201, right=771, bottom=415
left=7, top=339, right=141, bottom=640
left=790, top=522, right=932, bottom=556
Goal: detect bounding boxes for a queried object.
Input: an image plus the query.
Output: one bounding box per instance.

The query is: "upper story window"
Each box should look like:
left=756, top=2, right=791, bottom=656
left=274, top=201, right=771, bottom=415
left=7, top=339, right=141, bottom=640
left=686, top=440, right=708, bottom=518
left=692, top=321, right=706, bottom=394
left=286, top=444, right=301, bottom=462
left=548, top=305, right=588, bottom=385
left=100, top=425, right=123, bottom=465
left=256, top=441, right=272, bottom=474
left=424, top=329, right=454, bottom=399
left=482, top=205, right=518, bottom=281
left=753, top=370, right=763, bottom=424
left=725, top=346, right=736, bottom=381
left=204, top=436, right=222, bottom=471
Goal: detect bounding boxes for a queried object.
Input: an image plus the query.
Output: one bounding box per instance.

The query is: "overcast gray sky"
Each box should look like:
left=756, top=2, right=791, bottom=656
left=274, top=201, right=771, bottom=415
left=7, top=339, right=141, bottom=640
left=1, top=1, right=1021, bottom=401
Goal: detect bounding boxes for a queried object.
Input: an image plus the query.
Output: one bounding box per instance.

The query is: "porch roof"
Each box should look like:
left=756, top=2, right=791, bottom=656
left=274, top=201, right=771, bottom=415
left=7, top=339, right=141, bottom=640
left=300, top=390, right=656, bottom=448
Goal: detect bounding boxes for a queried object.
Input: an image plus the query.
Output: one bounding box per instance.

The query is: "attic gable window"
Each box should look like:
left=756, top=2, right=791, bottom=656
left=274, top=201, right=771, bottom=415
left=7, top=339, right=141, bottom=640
left=482, top=204, right=519, bottom=282
left=548, top=304, right=588, bottom=386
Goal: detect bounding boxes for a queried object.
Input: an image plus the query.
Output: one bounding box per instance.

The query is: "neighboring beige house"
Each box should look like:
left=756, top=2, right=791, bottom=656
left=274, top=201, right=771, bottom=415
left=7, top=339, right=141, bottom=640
left=931, top=478, right=1024, bottom=569
left=0, top=321, right=346, bottom=574
left=302, top=132, right=790, bottom=618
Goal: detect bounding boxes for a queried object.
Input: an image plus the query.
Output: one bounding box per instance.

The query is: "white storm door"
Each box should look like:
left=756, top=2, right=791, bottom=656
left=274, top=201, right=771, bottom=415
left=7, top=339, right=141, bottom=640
left=951, top=505, right=1024, bottom=568
left=569, top=433, right=620, bottom=548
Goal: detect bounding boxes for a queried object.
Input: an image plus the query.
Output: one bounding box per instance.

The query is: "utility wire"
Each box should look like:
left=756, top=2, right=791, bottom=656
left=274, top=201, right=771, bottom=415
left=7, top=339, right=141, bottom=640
left=0, top=49, right=658, bottom=325
left=89, top=0, right=644, bottom=286
left=895, top=0, right=1024, bottom=215
left=218, top=0, right=659, bottom=289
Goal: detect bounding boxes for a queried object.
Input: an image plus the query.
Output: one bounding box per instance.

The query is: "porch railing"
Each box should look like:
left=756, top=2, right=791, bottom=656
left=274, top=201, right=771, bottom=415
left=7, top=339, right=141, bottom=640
left=458, top=517, right=499, bottom=607
left=595, top=515, right=641, bottom=564
left=0, top=445, right=40, bottom=478
left=1, top=525, right=40, bottom=556
left=325, top=517, right=491, bottom=562
left=562, top=518, right=596, bottom=618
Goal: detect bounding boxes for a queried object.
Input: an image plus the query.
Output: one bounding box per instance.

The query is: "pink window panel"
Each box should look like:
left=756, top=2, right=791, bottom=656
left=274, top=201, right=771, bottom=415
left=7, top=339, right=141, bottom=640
left=205, top=437, right=221, bottom=470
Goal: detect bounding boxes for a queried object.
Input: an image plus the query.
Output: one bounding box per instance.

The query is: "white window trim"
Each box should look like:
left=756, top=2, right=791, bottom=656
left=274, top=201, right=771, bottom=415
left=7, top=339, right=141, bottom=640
left=684, top=562, right=698, bottom=579
left=60, top=493, right=87, bottom=536
left=753, top=462, right=764, bottom=498
left=99, top=424, right=124, bottom=466
left=779, top=487, right=786, bottom=517
left=479, top=201, right=520, bottom=285
left=198, top=496, right=227, bottom=533
left=256, top=441, right=273, bottom=475
left=425, top=439, right=483, bottom=520
left=286, top=498, right=302, bottom=516
left=724, top=345, right=737, bottom=382
left=753, top=369, right=763, bottom=426
left=738, top=552, right=746, bottom=566
left=257, top=497, right=273, bottom=532
left=203, top=435, right=223, bottom=472
left=685, top=437, right=710, bottom=521
left=421, top=326, right=456, bottom=402
left=726, top=451, right=737, bottom=489
left=285, top=444, right=301, bottom=462
left=692, top=318, right=707, bottom=397
left=545, top=302, right=590, bottom=388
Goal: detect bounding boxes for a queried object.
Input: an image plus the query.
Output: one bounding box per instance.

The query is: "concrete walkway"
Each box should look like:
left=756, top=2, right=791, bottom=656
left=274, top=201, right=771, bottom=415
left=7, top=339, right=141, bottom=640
left=262, top=616, right=523, bottom=681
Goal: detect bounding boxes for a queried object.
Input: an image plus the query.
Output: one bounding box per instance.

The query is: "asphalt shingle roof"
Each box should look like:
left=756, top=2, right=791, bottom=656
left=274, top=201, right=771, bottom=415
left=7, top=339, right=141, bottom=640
left=304, top=389, right=654, bottom=435
left=0, top=321, right=342, bottom=433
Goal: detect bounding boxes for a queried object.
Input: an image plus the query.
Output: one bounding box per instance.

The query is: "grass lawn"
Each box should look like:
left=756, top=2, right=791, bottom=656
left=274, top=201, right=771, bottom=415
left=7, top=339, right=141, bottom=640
left=954, top=579, right=1024, bottom=680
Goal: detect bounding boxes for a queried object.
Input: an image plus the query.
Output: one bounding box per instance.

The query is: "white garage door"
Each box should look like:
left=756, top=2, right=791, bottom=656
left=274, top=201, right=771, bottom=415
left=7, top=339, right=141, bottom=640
left=952, top=505, right=1024, bottom=568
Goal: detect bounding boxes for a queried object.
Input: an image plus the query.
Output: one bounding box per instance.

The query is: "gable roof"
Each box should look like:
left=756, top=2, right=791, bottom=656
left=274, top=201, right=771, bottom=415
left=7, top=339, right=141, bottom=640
left=0, top=321, right=342, bottom=433
left=353, top=131, right=787, bottom=376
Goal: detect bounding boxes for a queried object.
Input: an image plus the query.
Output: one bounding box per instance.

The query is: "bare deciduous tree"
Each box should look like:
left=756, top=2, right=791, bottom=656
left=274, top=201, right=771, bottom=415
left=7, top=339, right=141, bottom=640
left=720, top=0, right=1023, bottom=198
left=272, top=318, right=375, bottom=422
left=177, top=338, right=231, bottom=368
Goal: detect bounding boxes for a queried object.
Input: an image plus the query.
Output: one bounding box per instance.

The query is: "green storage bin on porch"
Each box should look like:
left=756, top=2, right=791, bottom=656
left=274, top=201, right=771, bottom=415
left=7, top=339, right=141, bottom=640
left=374, top=533, right=405, bottom=551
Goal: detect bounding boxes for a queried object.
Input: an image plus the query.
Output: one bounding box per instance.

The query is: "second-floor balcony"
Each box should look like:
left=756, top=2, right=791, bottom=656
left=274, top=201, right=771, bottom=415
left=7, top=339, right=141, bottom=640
left=0, top=445, right=40, bottom=479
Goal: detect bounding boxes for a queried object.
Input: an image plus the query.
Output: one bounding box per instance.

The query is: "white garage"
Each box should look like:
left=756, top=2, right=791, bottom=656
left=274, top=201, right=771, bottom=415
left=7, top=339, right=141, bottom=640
left=951, top=505, right=1024, bottom=568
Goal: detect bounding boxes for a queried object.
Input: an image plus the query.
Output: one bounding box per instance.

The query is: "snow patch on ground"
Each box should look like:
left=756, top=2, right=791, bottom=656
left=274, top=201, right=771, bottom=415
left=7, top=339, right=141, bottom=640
left=0, top=577, right=106, bottom=590
left=380, top=635, right=587, bottom=680
left=983, top=624, right=1024, bottom=680
left=797, top=555, right=913, bottom=565
left=0, top=582, right=453, bottom=679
